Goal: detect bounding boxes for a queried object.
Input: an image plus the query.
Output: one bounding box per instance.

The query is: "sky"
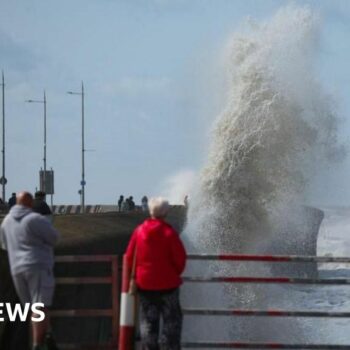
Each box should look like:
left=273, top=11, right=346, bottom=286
left=0, top=0, right=350, bottom=205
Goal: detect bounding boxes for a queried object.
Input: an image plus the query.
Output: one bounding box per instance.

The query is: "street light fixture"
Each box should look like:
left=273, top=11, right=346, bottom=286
left=25, top=91, right=47, bottom=193
left=67, top=81, right=85, bottom=213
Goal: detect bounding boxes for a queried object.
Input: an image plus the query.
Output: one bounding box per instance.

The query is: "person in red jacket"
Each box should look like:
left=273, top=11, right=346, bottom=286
left=125, top=197, right=186, bottom=350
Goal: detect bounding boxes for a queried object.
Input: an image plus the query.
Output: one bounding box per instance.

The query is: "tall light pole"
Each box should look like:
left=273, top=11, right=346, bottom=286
left=67, top=82, right=85, bottom=213
left=25, top=91, right=47, bottom=193
left=0, top=71, right=6, bottom=202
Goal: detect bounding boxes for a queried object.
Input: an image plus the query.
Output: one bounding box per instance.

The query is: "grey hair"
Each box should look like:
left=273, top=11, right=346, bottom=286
left=148, top=197, right=170, bottom=218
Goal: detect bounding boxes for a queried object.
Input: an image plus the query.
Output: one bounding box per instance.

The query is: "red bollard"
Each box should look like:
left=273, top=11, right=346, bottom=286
left=118, top=255, right=136, bottom=350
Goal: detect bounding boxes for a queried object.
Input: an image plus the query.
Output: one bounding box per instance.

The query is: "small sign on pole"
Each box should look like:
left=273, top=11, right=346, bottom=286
left=0, top=176, right=7, bottom=185
left=40, top=170, right=54, bottom=195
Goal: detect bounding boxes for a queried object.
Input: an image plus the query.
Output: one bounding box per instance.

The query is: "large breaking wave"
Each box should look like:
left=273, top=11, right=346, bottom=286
left=184, top=5, right=344, bottom=253
left=182, top=5, right=345, bottom=344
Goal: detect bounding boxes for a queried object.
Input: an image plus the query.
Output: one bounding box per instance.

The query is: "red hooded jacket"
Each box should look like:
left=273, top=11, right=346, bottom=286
left=125, top=218, right=187, bottom=291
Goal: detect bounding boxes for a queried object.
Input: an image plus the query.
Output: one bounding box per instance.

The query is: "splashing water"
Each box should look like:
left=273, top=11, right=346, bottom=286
left=185, top=4, right=343, bottom=254
left=182, top=5, right=345, bottom=344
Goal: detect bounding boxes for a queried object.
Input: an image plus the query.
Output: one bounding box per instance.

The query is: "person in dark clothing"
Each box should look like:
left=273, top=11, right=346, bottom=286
left=8, top=193, right=16, bottom=209
left=0, top=197, right=7, bottom=213
left=122, top=197, right=130, bottom=212
left=118, top=195, right=124, bottom=212
left=129, top=196, right=135, bottom=211
left=33, top=191, right=52, bottom=222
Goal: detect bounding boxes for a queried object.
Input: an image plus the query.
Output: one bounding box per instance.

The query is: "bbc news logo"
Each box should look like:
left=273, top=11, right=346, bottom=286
left=0, top=303, right=45, bottom=322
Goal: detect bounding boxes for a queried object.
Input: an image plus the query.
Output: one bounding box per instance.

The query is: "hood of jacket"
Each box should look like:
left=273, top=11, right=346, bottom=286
left=9, top=205, right=33, bottom=221
left=139, top=218, right=167, bottom=241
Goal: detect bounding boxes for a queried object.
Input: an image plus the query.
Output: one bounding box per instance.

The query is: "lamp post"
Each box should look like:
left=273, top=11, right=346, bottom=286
left=67, top=82, right=85, bottom=213
left=25, top=91, right=47, bottom=193
left=0, top=71, right=6, bottom=202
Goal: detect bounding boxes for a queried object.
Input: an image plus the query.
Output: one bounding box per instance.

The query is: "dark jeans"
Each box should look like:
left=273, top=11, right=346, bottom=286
left=139, top=288, right=182, bottom=350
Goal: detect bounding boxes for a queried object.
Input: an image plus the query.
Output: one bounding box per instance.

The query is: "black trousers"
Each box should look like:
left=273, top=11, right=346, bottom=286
left=138, top=288, right=182, bottom=350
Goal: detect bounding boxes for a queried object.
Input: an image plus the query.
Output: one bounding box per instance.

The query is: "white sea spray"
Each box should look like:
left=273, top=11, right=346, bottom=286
left=185, top=5, right=344, bottom=253
left=182, top=5, right=345, bottom=344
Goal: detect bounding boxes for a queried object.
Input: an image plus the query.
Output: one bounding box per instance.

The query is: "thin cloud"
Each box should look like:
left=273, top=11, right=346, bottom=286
left=101, top=76, right=172, bottom=97
left=0, top=30, right=38, bottom=72
left=120, top=0, right=191, bottom=10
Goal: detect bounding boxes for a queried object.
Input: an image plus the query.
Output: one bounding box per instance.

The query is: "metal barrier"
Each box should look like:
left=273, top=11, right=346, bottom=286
left=182, top=254, right=350, bottom=349
left=52, top=255, right=120, bottom=349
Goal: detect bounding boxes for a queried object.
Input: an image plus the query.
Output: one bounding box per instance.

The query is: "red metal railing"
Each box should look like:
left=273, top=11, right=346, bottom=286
left=52, top=255, right=119, bottom=350
left=181, top=342, right=350, bottom=349
left=182, top=254, right=350, bottom=349
left=187, top=254, right=350, bottom=263
left=184, top=308, right=350, bottom=317
left=184, top=276, right=350, bottom=284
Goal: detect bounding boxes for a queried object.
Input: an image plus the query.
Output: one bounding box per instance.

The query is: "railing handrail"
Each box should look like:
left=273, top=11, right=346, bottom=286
left=56, top=255, right=117, bottom=263
left=183, top=253, right=350, bottom=349
left=183, top=276, right=350, bottom=285
left=187, top=254, right=350, bottom=263
left=183, top=308, right=350, bottom=317
left=182, top=342, right=350, bottom=349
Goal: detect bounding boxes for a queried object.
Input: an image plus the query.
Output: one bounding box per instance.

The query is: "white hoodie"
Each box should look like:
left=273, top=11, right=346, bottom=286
left=0, top=205, right=60, bottom=275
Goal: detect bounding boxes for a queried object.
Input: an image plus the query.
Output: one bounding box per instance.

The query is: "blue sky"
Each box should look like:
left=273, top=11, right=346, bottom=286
left=0, top=0, right=350, bottom=205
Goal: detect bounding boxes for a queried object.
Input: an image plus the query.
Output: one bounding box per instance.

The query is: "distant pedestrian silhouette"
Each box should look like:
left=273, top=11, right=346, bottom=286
left=8, top=193, right=16, bottom=209
left=128, top=196, right=135, bottom=211
left=184, top=195, right=189, bottom=209
left=118, top=195, right=124, bottom=212
left=141, top=196, right=148, bottom=212
left=33, top=191, right=52, bottom=222
left=122, top=198, right=130, bottom=212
